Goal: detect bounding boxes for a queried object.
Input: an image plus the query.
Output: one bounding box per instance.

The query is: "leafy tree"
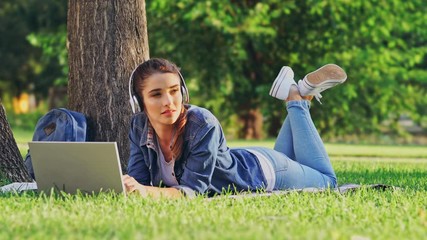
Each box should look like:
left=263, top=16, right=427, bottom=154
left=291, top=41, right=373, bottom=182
left=0, top=0, right=67, bottom=99
left=147, top=0, right=427, bottom=139
left=1, top=0, right=148, bottom=180
left=1, top=0, right=425, bottom=142
left=298, top=0, right=427, bottom=139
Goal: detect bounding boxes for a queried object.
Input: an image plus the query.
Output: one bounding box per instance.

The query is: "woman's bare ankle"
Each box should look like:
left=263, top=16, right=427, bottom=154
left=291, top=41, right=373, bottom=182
left=286, top=85, right=303, bottom=102
left=302, top=95, right=314, bottom=101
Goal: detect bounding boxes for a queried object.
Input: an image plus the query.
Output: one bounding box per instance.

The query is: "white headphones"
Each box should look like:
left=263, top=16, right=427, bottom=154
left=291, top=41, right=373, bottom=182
left=128, top=64, right=190, bottom=113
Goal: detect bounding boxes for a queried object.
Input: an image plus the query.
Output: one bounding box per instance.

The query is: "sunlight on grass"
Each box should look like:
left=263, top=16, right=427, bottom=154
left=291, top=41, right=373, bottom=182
left=12, top=128, right=32, bottom=158
left=228, top=139, right=427, bottom=159
left=2, top=132, right=427, bottom=239
left=3, top=70, right=426, bottom=238
left=11, top=128, right=34, bottom=143
left=1, top=187, right=426, bottom=239
left=13, top=129, right=427, bottom=159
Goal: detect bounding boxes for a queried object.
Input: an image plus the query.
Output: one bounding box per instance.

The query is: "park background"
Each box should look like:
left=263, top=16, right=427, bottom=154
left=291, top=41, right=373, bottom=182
left=0, top=1, right=427, bottom=239
left=1, top=0, right=426, bottom=144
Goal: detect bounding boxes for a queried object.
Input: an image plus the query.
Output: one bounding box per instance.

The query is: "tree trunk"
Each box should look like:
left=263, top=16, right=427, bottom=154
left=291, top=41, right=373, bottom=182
left=0, top=101, right=32, bottom=182
left=67, top=0, right=149, bottom=170
left=237, top=40, right=264, bottom=140
left=238, top=108, right=263, bottom=139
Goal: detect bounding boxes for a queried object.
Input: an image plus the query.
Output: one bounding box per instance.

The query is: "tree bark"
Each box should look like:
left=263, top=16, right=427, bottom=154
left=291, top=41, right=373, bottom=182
left=67, top=0, right=149, bottom=170
left=236, top=40, right=264, bottom=140
left=0, top=101, right=32, bottom=182
left=239, top=108, right=263, bottom=140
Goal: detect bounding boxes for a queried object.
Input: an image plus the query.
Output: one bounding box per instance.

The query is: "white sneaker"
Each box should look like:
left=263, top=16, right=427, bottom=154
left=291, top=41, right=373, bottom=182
left=269, top=66, right=297, bottom=100
left=298, top=64, right=347, bottom=103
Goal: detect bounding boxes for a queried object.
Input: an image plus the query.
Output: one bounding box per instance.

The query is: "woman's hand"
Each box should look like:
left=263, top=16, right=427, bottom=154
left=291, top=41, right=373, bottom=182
left=122, top=174, right=148, bottom=197
left=122, top=175, right=183, bottom=199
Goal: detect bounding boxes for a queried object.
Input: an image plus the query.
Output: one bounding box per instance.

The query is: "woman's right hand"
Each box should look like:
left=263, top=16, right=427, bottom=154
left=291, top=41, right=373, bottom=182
left=122, top=174, right=148, bottom=197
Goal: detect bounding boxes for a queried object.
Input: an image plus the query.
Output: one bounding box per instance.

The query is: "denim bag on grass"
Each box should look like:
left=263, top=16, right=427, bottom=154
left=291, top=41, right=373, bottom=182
left=24, top=108, right=87, bottom=180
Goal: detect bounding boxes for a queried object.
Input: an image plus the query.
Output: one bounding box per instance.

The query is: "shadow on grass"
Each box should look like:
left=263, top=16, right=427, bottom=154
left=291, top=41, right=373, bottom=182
left=336, top=168, right=427, bottom=191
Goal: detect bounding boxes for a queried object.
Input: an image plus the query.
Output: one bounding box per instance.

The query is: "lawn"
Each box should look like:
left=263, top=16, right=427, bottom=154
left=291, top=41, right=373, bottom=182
left=1, top=130, right=426, bottom=239
left=11, top=128, right=33, bottom=158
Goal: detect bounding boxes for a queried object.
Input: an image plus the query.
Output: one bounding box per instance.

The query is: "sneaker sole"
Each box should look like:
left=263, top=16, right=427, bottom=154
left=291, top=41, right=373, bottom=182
left=269, top=66, right=294, bottom=100
left=305, top=64, right=347, bottom=86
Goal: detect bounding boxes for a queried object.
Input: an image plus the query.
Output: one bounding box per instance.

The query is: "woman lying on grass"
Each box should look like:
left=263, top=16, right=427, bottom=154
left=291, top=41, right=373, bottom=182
left=123, top=58, right=347, bottom=198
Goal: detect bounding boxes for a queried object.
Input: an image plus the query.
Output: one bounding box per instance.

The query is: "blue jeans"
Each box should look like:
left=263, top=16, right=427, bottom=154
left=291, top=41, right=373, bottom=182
left=249, top=100, right=337, bottom=190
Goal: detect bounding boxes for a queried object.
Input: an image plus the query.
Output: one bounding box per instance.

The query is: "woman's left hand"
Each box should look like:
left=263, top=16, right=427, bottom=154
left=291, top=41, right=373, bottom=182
left=122, top=174, right=148, bottom=197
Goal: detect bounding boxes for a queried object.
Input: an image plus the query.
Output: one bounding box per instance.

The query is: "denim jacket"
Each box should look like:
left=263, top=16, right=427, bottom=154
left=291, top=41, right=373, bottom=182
left=127, top=105, right=266, bottom=197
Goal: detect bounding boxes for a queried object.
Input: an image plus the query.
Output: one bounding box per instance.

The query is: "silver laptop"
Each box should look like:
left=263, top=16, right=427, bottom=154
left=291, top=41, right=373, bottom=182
left=28, top=142, right=126, bottom=195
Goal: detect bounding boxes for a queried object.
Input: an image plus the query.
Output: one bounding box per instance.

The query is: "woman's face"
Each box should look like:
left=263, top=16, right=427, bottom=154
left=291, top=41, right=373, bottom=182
left=141, top=72, right=183, bottom=127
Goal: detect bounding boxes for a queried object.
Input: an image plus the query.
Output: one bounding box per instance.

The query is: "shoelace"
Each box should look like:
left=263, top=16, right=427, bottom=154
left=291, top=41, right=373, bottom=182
left=314, top=92, right=323, bottom=104
left=300, top=79, right=324, bottom=104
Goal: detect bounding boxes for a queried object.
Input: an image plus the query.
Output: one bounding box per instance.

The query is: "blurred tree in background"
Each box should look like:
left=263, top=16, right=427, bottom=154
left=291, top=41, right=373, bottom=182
left=0, top=0, right=67, bottom=129
left=147, top=0, right=427, bottom=140
left=0, top=0, right=67, bottom=100
left=1, top=0, right=426, bottom=142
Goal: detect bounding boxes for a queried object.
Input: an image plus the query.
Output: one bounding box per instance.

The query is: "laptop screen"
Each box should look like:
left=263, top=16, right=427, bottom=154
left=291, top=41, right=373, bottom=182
left=28, top=142, right=125, bottom=195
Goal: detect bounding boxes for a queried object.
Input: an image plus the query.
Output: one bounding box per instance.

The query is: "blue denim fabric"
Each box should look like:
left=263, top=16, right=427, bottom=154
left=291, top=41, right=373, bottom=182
left=271, top=100, right=337, bottom=189
left=127, top=102, right=337, bottom=197
left=127, top=105, right=266, bottom=197
left=32, top=108, right=87, bottom=142
left=25, top=108, right=87, bottom=180
left=244, top=101, right=336, bottom=189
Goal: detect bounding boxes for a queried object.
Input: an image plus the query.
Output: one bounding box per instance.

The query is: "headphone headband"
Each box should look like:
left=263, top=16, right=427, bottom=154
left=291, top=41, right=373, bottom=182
left=128, top=64, right=189, bottom=113
left=128, top=67, right=139, bottom=114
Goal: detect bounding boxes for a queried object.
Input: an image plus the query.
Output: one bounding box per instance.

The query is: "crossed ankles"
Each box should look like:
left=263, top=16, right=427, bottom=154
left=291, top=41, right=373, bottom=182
left=269, top=64, right=347, bottom=103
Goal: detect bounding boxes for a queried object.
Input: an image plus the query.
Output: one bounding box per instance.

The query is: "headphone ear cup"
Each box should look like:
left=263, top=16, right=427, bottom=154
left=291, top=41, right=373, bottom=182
left=181, top=86, right=189, bottom=103
left=129, top=67, right=139, bottom=113
left=133, top=95, right=141, bottom=112
left=178, top=71, right=189, bottom=103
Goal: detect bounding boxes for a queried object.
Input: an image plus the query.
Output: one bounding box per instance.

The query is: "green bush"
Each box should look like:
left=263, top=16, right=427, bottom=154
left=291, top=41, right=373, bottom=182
left=6, top=111, right=45, bottom=131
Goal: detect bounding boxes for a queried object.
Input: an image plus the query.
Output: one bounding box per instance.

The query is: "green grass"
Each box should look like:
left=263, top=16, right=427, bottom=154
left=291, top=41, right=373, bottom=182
left=2, top=130, right=427, bottom=239
left=12, top=128, right=33, bottom=157
left=228, top=139, right=427, bottom=159
left=1, top=170, right=426, bottom=240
